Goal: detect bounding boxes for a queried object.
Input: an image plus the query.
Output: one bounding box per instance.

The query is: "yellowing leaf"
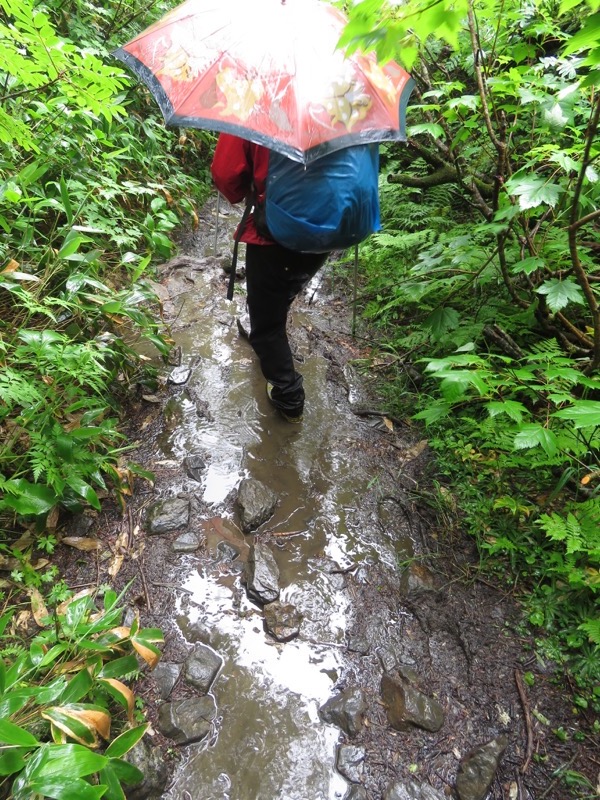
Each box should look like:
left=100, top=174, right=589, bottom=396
left=131, top=639, right=161, bottom=669
left=56, top=588, right=95, bottom=616
left=99, top=678, right=135, bottom=724
left=29, top=588, right=49, bottom=627
left=1, top=259, right=19, bottom=273
left=383, top=416, right=394, bottom=432
left=61, top=537, right=102, bottom=551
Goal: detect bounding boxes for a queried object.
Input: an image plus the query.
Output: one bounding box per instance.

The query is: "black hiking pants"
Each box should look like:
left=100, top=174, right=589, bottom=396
left=245, top=243, right=329, bottom=416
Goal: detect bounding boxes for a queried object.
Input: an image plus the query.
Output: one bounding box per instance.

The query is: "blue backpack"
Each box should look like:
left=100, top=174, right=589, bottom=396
left=227, top=143, right=380, bottom=300
left=262, top=144, right=381, bottom=253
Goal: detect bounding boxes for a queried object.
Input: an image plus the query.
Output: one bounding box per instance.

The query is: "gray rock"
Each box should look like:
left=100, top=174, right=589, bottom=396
left=319, top=687, right=367, bottom=737
left=236, top=478, right=278, bottom=532
left=184, top=454, right=206, bottom=482
left=344, top=786, right=368, bottom=800
left=147, top=496, right=190, bottom=534
left=381, top=674, right=445, bottom=732
left=383, top=779, right=446, bottom=800
left=172, top=530, right=201, bottom=553
left=152, top=662, right=181, bottom=700
left=245, top=543, right=280, bottom=604
left=157, top=696, right=216, bottom=745
left=264, top=601, right=302, bottom=642
left=124, top=736, right=169, bottom=799
left=403, top=562, right=437, bottom=593
left=177, top=616, right=211, bottom=644
left=183, top=644, right=223, bottom=693
left=168, top=366, right=191, bottom=385
left=456, top=736, right=509, bottom=800
left=336, top=744, right=365, bottom=783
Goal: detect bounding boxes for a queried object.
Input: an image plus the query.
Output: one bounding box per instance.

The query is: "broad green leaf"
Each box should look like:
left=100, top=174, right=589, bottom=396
left=59, top=666, right=94, bottom=704
left=98, top=655, right=139, bottom=679
left=511, top=256, right=545, bottom=275
left=65, top=476, right=101, bottom=510
left=563, top=13, right=600, bottom=56
left=425, top=306, right=459, bottom=339
left=407, top=122, right=445, bottom=138
left=108, top=757, right=144, bottom=785
left=0, top=747, right=29, bottom=776
left=57, top=233, right=85, bottom=260
left=2, top=479, right=56, bottom=516
left=513, top=424, right=558, bottom=457
left=553, top=401, right=600, bottom=428
left=537, top=278, right=585, bottom=312
left=486, top=400, right=528, bottom=423
left=504, top=175, right=564, bottom=209
left=104, top=725, right=148, bottom=759
left=98, top=765, right=126, bottom=800
left=0, top=657, right=5, bottom=695
left=0, top=719, right=39, bottom=746
left=26, top=778, right=107, bottom=800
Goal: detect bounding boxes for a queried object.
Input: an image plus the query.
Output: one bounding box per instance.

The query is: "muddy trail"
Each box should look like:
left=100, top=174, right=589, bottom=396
left=62, top=195, right=596, bottom=800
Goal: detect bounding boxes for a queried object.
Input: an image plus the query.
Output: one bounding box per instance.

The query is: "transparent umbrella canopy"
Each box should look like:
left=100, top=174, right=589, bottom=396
left=113, top=0, right=414, bottom=165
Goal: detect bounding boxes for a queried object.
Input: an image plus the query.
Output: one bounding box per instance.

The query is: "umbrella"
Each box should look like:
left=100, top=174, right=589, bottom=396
left=113, top=0, right=414, bottom=165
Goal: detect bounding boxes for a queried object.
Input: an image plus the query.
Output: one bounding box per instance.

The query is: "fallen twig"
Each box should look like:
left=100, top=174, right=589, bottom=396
left=138, top=554, right=152, bottom=613
left=514, top=669, right=534, bottom=773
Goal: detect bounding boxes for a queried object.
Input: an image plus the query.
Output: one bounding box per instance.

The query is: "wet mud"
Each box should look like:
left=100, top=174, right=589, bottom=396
left=61, top=195, right=598, bottom=799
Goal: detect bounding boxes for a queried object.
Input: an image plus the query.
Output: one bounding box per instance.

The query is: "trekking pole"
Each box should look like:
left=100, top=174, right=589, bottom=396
left=214, top=191, right=220, bottom=254
left=351, top=243, right=359, bottom=338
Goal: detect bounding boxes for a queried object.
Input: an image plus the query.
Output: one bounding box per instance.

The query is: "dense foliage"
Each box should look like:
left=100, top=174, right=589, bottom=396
left=0, top=0, right=210, bottom=795
left=346, top=0, right=600, bottom=721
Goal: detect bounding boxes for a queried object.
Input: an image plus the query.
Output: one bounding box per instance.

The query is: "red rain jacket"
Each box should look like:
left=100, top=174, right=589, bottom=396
left=210, top=133, right=274, bottom=246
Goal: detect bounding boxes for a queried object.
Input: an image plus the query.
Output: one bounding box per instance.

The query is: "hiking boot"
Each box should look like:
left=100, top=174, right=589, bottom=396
left=266, top=382, right=303, bottom=424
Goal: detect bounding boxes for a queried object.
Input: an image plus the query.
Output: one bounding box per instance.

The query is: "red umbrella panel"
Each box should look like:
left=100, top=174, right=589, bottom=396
left=113, top=0, right=414, bottom=164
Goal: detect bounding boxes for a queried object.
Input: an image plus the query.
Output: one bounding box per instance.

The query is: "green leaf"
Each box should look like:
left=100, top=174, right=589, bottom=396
left=407, top=122, right=445, bottom=138
left=563, top=13, right=600, bottom=56
left=537, top=278, right=585, bottom=312
left=26, top=778, right=107, bottom=800
left=0, top=719, right=39, bottom=746
left=0, top=747, right=29, bottom=776
left=511, top=256, right=545, bottom=275
left=98, top=765, right=126, bottom=800
left=486, top=400, right=528, bottom=423
left=504, top=175, right=564, bottom=209
left=65, top=476, right=101, bottom=510
left=1, top=479, right=57, bottom=516
left=105, top=725, right=148, bottom=759
left=57, top=233, right=85, bottom=260
left=425, top=306, right=459, bottom=339
left=553, top=400, right=600, bottom=428
left=107, top=757, right=143, bottom=786
left=513, top=424, right=558, bottom=457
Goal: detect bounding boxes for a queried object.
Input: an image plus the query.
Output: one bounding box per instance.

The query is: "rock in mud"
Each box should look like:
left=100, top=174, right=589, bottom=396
left=124, top=735, right=169, bottom=799
left=146, top=496, right=190, bottom=534
left=343, top=786, right=368, bottom=800
left=172, top=530, right=201, bottom=553
left=152, top=662, right=181, bottom=700
left=380, top=674, right=445, bottom=732
left=183, top=644, right=223, bottom=693
left=157, top=696, right=216, bottom=745
left=245, top=543, right=280, bottom=604
left=319, top=687, right=367, bottom=737
left=383, top=779, right=446, bottom=800
left=183, top=454, right=206, bottom=481
left=456, top=736, right=509, bottom=800
left=167, top=365, right=191, bottom=385
left=263, top=601, right=302, bottom=642
left=336, top=744, right=365, bottom=783
left=236, top=478, right=278, bottom=532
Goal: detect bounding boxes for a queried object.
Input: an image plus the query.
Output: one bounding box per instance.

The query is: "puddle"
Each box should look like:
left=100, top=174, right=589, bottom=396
left=142, top=197, right=413, bottom=799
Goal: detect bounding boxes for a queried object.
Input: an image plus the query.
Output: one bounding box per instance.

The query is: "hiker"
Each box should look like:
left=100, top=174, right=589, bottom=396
left=211, top=133, right=329, bottom=424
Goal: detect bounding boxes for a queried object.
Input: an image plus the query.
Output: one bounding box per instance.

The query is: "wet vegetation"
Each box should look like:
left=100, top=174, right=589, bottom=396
left=0, top=0, right=599, bottom=796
